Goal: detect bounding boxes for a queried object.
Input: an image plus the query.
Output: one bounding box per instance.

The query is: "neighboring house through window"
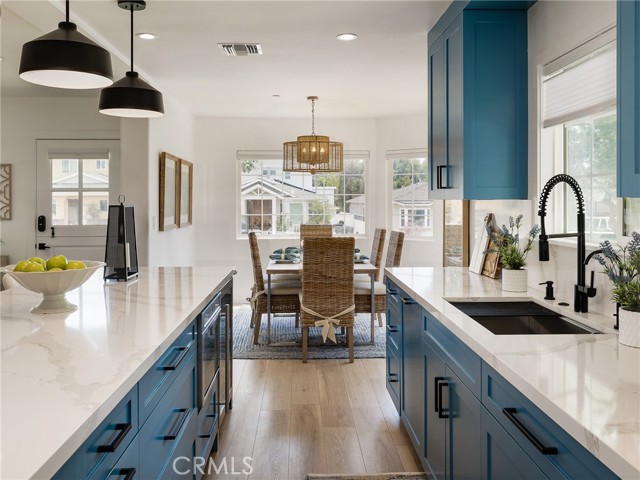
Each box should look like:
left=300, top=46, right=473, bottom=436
left=238, top=151, right=368, bottom=236
left=389, top=150, right=433, bottom=238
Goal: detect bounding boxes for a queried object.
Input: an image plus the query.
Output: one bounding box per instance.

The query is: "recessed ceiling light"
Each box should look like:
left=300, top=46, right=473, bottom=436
left=336, top=33, right=358, bottom=41
left=136, top=32, right=157, bottom=40
left=272, top=94, right=280, bottom=97
left=0, top=56, right=4, bottom=62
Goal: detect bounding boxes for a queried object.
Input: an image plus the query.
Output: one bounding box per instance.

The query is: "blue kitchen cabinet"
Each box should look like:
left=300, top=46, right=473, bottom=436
left=400, top=296, right=424, bottom=452
left=386, top=279, right=403, bottom=412
left=617, top=0, right=640, bottom=197
left=423, top=334, right=482, bottom=480
left=481, top=406, right=547, bottom=479
left=428, top=8, right=528, bottom=200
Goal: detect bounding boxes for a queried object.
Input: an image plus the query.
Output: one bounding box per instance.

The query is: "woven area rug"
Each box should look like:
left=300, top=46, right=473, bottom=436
left=233, top=305, right=386, bottom=359
left=306, top=474, right=428, bottom=480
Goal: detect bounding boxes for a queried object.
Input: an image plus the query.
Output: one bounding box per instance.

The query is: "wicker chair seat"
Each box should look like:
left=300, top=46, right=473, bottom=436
left=263, top=274, right=301, bottom=284
left=353, top=273, right=374, bottom=283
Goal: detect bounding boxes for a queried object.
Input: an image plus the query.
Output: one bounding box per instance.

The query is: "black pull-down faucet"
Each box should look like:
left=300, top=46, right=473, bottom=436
left=538, top=174, right=597, bottom=313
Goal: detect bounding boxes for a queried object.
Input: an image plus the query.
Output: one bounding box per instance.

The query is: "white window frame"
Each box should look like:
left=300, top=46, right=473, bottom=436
left=388, top=149, right=434, bottom=240
left=540, top=33, right=623, bottom=245
left=236, top=150, right=369, bottom=239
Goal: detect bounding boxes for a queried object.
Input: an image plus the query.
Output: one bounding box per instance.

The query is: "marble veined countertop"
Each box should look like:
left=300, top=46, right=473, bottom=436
left=0, top=266, right=236, bottom=480
left=385, top=267, right=639, bottom=479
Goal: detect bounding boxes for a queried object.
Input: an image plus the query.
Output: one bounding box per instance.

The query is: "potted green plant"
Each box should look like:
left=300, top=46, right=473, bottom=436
left=487, top=215, right=540, bottom=292
left=595, top=232, right=640, bottom=348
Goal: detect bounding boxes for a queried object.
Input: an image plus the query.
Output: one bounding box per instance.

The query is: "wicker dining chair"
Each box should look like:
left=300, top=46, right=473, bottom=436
left=354, top=230, right=405, bottom=326
left=248, top=232, right=301, bottom=345
left=354, top=227, right=386, bottom=283
left=299, top=236, right=355, bottom=363
left=299, top=224, right=333, bottom=242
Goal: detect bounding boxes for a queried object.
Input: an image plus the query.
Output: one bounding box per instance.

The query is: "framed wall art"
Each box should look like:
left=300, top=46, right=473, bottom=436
left=159, top=153, right=179, bottom=231
left=178, top=159, right=193, bottom=228
left=0, top=164, right=12, bottom=221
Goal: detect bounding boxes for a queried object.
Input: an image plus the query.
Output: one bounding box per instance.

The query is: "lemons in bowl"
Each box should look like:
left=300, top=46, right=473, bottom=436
left=12, top=255, right=87, bottom=273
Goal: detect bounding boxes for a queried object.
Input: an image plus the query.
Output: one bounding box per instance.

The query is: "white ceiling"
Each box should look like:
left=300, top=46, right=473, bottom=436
left=1, top=1, right=450, bottom=118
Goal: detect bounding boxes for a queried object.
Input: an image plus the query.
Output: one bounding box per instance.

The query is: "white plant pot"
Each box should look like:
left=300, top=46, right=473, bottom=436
left=502, top=268, right=527, bottom=293
left=619, top=308, right=640, bottom=348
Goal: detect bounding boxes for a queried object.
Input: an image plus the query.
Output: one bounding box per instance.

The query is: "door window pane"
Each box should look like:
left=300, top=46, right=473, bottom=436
left=83, top=193, right=109, bottom=225
left=83, top=158, right=109, bottom=189
left=51, top=194, right=80, bottom=225
left=52, top=159, right=79, bottom=188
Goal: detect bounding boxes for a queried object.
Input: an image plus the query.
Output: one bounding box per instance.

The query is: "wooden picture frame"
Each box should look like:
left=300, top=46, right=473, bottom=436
left=159, top=153, right=179, bottom=231
left=178, top=159, right=193, bottom=228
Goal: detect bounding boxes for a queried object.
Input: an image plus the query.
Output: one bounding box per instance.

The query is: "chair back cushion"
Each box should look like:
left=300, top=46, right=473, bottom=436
left=369, top=228, right=387, bottom=280
left=300, top=224, right=333, bottom=241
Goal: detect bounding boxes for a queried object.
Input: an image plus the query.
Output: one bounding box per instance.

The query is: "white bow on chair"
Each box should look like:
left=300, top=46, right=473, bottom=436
left=300, top=303, right=355, bottom=344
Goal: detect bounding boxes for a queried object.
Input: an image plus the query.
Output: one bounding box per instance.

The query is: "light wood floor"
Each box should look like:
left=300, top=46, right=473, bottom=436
left=205, top=359, right=423, bottom=480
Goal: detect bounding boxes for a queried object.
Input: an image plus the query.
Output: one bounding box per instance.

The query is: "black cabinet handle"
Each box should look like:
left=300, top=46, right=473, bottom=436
left=400, top=297, right=416, bottom=305
left=386, top=325, right=399, bottom=333
left=436, top=165, right=450, bottom=189
left=160, top=340, right=194, bottom=371
left=96, top=423, right=132, bottom=453
left=199, top=413, right=218, bottom=438
left=434, top=376, right=445, bottom=413
left=438, top=379, right=450, bottom=418
left=387, top=288, right=399, bottom=295
left=163, top=408, right=191, bottom=440
left=116, top=468, right=136, bottom=480
left=502, top=408, right=558, bottom=455
left=388, top=373, right=399, bottom=383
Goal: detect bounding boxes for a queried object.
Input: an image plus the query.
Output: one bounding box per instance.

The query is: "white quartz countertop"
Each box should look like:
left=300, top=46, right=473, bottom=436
left=0, top=266, right=236, bottom=480
left=385, top=267, right=639, bottom=479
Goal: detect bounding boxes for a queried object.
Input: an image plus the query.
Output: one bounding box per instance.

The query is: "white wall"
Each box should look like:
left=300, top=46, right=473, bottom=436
left=469, top=0, right=618, bottom=318
left=0, top=96, right=119, bottom=263
left=194, top=114, right=433, bottom=303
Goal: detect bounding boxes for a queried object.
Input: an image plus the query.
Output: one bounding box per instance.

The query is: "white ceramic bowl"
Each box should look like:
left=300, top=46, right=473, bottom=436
left=0, top=261, right=105, bottom=314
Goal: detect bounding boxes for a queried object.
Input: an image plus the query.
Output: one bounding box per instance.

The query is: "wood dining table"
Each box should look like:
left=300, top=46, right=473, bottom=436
left=265, top=259, right=378, bottom=345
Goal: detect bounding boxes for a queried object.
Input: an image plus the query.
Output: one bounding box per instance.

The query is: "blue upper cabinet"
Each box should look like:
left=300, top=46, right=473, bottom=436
left=617, top=0, right=640, bottom=197
left=428, top=7, right=528, bottom=200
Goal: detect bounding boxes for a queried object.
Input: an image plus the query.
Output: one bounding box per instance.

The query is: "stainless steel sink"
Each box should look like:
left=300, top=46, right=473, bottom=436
left=448, top=301, right=601, bottom=335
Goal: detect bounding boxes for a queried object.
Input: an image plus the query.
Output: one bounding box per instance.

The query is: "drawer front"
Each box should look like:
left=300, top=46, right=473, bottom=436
left=139, top=321, right=196, bottom=425
left=386, top=305, right=401, bottom=351
left=424, top=309, right=481, bottom=398
left=99, top=434, right=139, bottom=480
left=78, top=386, right=138, bottom=480
left=386, top=279, right=402, bottom=312
left=483, top=364, right=618, bottom=480
left=196, top=370, right=219, bottom=459
left=139, top=350, right=197, bottom=480
left=158, top=411, right=198, bottom=480
left=386, top=345, right=401, bottom=413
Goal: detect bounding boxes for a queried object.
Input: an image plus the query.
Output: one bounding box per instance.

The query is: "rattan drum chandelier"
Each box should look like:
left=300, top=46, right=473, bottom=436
left=283, top=96, right=343, bottom=174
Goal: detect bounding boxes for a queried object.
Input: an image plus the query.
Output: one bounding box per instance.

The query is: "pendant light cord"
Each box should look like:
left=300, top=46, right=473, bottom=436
left=66, top=0, right=70, bottom=22
left=130, top=7, right=134, bottom=72
left=311, top=98, right=316, bottom=135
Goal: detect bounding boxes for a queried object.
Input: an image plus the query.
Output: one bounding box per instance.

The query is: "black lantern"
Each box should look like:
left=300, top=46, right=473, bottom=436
left=104, top=196, right=138, bottom=281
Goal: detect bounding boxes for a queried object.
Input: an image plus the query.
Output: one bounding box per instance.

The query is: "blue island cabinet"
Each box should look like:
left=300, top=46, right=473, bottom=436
left=385, top=280, right=619, bottom=480
left=428, top=7, right=528, bottom=200
left=617, top=0, right=640, bottom=197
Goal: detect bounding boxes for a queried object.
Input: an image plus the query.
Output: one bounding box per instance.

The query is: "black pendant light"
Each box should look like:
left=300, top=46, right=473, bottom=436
left=19, top=0, right=113, bottom=89
left=99, top=0, right=164, bottom=118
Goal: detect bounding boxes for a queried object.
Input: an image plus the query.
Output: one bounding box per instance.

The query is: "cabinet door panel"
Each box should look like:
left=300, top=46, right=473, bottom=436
left=445, top=14, right=464, bottom=200
left=617, top=0, right=640, bottom=197
left=424, top=339, right=446, bottom=480
left=446, top=366, right=481, bottom=480
left=481, top=407, right=547, bottom=480
left=429, top=34, right=447, bottom=199
left=401, top=301, right=424, bottom=450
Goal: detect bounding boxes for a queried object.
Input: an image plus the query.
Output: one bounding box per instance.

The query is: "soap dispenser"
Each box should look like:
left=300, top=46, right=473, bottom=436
left=539, top=281, right=555, bottom=300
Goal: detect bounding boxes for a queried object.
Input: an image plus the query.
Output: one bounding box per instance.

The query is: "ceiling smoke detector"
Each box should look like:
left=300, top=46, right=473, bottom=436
left=218, top=43, right=263, bottom=56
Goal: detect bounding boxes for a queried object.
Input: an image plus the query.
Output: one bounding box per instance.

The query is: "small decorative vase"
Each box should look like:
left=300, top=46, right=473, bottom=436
left=502, top=268, right=527, bottom=293
left=618, top=308, right=640, bottom=348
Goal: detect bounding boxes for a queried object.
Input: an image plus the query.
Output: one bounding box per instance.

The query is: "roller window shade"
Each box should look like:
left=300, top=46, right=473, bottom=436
left=542, top=43, right=616, bottom=128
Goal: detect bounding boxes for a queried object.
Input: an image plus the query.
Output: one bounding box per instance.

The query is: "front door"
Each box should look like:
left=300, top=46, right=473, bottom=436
left=36, top=139, right=120, bottom=261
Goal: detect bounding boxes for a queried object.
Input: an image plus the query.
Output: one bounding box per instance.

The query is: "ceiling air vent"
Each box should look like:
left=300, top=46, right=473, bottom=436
left=218, top=43, right=263, bottom=56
